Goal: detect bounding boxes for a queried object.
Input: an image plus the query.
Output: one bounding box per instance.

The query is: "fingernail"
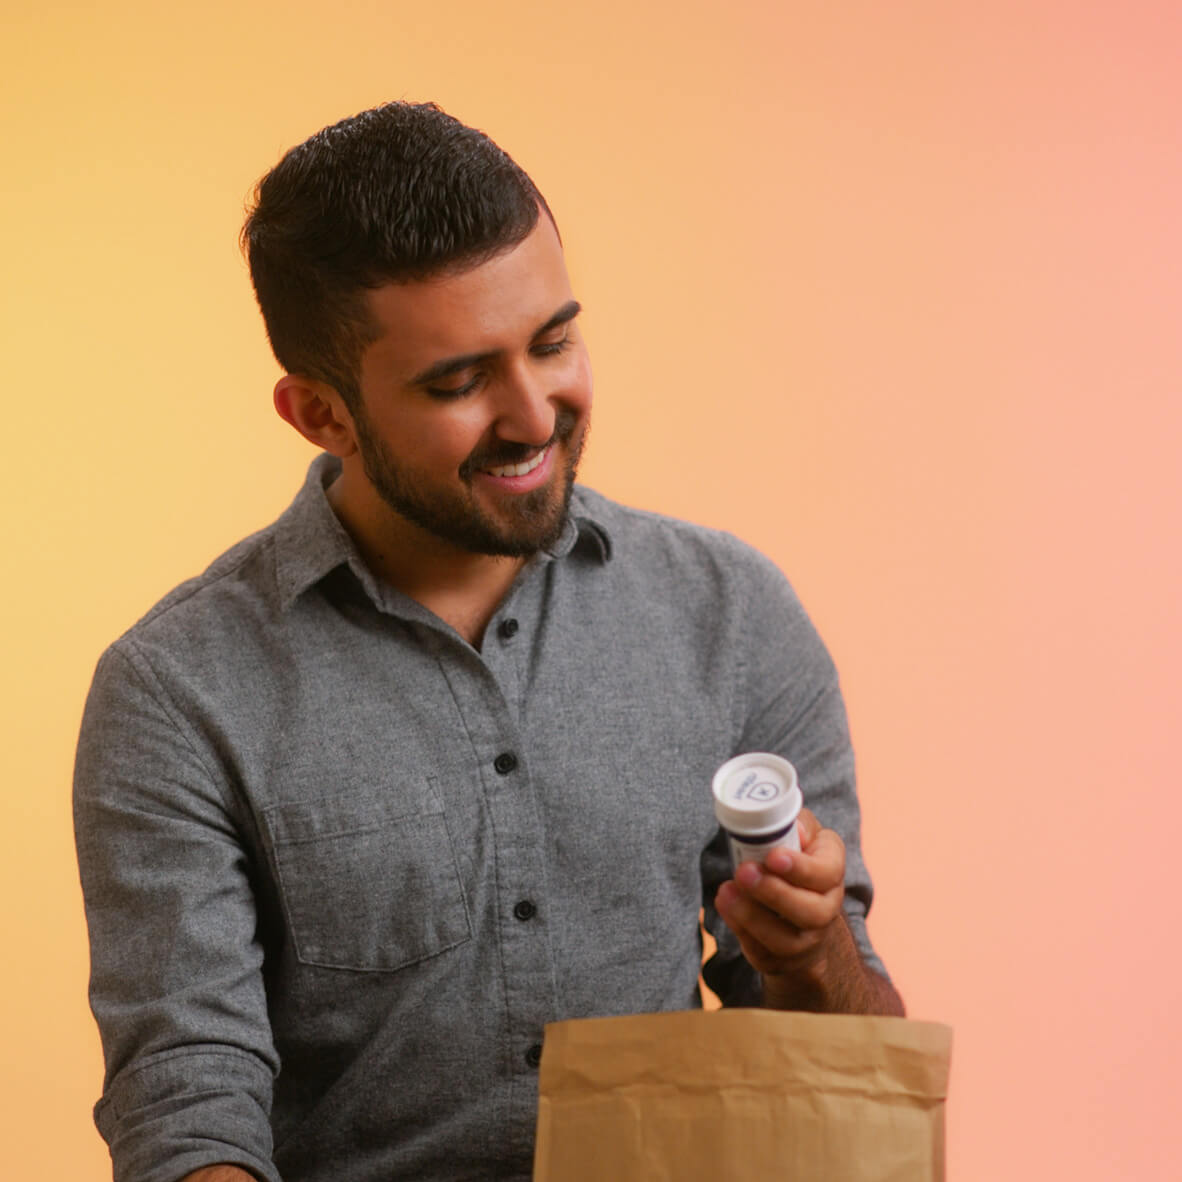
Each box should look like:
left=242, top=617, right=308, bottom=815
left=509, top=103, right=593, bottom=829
left=736, top=862, right=762, bottom=888
left=768, top=849, right=793, bottom=874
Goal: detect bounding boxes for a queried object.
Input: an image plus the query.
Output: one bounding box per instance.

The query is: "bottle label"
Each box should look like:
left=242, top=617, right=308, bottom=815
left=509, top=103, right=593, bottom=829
left=726, top=821, right=800, bottom=867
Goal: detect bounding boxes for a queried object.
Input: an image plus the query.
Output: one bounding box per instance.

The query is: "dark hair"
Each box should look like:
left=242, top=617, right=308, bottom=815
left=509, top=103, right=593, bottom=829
left=242, top=101, right=551, bottom=409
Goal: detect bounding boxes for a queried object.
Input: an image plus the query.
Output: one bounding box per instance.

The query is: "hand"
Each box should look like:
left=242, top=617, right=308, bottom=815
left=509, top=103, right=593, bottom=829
left=714, top=807, right=846, bottom=982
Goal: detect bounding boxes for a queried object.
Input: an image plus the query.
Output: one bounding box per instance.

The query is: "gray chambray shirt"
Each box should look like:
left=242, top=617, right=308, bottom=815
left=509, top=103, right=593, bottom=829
left=74, top=453, right=885, bottom=1182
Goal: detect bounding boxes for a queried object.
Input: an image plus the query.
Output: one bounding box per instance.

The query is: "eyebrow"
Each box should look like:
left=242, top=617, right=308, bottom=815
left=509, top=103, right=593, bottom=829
left=407, top=300, right=582, bottom=387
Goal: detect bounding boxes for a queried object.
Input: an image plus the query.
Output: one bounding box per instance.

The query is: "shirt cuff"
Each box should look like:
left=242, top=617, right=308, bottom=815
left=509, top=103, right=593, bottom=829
left=844, top=905, right=891, bottom=984
left=96, top=1046, right=279, bottom=1182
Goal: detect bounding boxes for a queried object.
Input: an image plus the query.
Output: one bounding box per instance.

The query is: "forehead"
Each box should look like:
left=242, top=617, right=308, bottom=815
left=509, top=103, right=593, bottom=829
left=362, top=215, right=573, bottom=376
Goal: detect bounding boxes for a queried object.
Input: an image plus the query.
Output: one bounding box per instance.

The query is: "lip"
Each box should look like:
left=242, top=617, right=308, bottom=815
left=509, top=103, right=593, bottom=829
left=472, top=443, right=557, bottom=494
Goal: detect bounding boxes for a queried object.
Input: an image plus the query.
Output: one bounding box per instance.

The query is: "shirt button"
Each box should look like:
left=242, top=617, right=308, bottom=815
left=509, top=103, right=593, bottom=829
left=526, top=1043, right=543, bottom=1068
left=493, top=752, right=518, bottom=775
left=498, top=617, right=520, bottom=640
left=513, top=900, right=537, bottom=921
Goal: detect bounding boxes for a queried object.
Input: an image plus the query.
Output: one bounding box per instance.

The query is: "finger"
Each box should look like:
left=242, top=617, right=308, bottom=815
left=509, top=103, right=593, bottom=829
left=732, top=862, right=844, bottom=930
left=716, top=881, right=822, bottom=963
left=796, top=807, right=822, bottom=850
left=765, top=826, right=846, bottom=893
left=716, top=880, right=800, bottom=944
left=731, top=923, right=778, bottom=970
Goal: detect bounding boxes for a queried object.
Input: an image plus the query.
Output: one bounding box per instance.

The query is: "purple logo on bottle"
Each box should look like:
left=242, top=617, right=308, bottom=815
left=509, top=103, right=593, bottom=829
left=729, top=769, right=783, bottom=803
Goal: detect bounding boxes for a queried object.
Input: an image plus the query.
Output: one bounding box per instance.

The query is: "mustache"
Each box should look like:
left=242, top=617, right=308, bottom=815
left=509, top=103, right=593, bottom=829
left=460, top=407, right=580, bottom=478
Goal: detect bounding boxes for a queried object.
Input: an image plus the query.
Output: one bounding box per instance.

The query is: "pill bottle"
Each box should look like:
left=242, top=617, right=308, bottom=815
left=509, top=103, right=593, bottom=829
left=711, top=752, right=802, bottom=868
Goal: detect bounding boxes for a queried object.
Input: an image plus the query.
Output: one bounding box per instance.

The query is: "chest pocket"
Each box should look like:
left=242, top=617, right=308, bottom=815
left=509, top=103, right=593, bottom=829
left=262, top=777, right=471, bottom=972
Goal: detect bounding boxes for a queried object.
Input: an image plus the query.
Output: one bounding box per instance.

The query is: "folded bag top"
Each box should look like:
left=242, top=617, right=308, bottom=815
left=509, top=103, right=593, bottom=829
left=534, top=1009, right=953, bottom=1182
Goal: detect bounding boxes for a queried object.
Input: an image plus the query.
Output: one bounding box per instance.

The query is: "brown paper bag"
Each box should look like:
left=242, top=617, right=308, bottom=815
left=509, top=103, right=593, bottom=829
left=533, top=1009, right=952, bottom=1181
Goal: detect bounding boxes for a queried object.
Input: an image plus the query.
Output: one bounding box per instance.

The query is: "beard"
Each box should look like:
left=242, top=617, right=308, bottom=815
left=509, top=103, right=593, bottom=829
left=353, top=406, right=586, bottom=558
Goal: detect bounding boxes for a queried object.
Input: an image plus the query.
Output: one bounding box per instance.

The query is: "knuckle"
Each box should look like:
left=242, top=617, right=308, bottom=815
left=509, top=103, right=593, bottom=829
left=797, top=894, right=837, bottom=931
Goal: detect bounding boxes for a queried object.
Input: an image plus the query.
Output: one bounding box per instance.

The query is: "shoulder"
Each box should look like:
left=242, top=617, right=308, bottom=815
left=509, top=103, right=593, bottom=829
left=104, top=457, right=344, bottom=666
left=92, top=518, right=288, bottom=703
left=572, top=485, right=772, bottom=565
left=124, top=525, right=278, bottom=643
left=570, top=485, right=797, bottom=602
left=77, top=517, right=295, bottom=783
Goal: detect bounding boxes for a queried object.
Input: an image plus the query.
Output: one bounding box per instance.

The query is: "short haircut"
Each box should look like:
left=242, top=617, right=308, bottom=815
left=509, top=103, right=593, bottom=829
left=242, top=101, right=551, bottom=409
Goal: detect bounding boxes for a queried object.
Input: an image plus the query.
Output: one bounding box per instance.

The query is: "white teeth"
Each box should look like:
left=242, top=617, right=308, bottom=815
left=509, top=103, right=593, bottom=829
left=487, top=448, right=548, bottom=478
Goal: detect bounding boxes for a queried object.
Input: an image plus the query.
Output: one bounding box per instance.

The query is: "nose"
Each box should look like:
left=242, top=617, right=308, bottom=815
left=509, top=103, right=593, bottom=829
left=492, top=361, right=556, bottom=446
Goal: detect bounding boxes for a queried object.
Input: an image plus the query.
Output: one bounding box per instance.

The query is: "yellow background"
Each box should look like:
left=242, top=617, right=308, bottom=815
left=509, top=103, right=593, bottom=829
left=4, top=2, right=1180, bottom=1177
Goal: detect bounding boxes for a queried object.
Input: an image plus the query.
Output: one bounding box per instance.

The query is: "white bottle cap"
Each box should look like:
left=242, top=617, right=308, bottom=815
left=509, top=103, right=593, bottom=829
left=712, top=753, right=802, bottom=838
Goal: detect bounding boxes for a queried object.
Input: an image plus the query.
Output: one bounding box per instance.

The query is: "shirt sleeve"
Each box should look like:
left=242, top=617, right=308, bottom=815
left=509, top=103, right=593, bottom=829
left=74, top=642, right=281, bottom=1182
left=700, top=540, right=891, bottom=1002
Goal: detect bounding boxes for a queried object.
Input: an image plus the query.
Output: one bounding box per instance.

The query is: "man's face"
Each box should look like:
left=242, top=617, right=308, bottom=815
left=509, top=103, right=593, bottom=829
left=348, top=214, right=593, bottom=558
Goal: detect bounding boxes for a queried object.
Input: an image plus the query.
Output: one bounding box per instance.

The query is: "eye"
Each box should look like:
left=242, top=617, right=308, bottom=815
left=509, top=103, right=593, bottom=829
left=425, top=374, right=482, bottom=401
left=532, top=333, right=570, bottom=358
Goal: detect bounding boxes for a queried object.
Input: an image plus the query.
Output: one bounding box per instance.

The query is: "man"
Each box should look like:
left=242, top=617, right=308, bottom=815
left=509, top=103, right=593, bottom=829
left=74, top=101, right=902, bottom=1182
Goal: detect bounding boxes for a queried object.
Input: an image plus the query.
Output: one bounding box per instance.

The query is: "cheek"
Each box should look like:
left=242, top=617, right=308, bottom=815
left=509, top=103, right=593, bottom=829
left=442, top=407, right=505, bottom=469
left=369, top=406, right=486, bottom=474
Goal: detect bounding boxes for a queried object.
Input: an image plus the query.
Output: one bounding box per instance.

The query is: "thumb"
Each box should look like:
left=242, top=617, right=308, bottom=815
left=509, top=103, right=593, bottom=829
left=796, top=806, right=822, bottom=851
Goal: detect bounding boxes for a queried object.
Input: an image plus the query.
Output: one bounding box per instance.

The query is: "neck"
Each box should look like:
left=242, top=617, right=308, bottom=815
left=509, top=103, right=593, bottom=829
left=326, top=464, right=525, bottom=649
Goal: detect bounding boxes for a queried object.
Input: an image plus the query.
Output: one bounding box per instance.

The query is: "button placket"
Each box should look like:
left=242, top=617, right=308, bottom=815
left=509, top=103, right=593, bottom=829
left=432, top=627, right=555, bottom=1126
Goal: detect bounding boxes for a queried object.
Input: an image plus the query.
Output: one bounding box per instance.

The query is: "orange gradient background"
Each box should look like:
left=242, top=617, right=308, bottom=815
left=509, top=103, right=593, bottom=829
left=4, top=2, right=1180, bottom=1178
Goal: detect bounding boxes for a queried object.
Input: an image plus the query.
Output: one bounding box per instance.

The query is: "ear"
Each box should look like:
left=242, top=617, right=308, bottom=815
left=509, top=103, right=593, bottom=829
left=273, top=375, right=359, bottom=457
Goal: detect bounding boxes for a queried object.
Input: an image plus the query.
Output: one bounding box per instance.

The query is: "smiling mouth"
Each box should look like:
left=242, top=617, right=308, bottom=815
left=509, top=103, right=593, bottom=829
left=483, top=446, right=550, bottom=479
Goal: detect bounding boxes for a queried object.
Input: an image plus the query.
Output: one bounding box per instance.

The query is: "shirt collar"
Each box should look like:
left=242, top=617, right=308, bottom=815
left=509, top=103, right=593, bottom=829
left=273, top=454, right=613, bottom=611
left=564, top=486, right=614, bottom=563
left=272, top=454, right=371, bottom=610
